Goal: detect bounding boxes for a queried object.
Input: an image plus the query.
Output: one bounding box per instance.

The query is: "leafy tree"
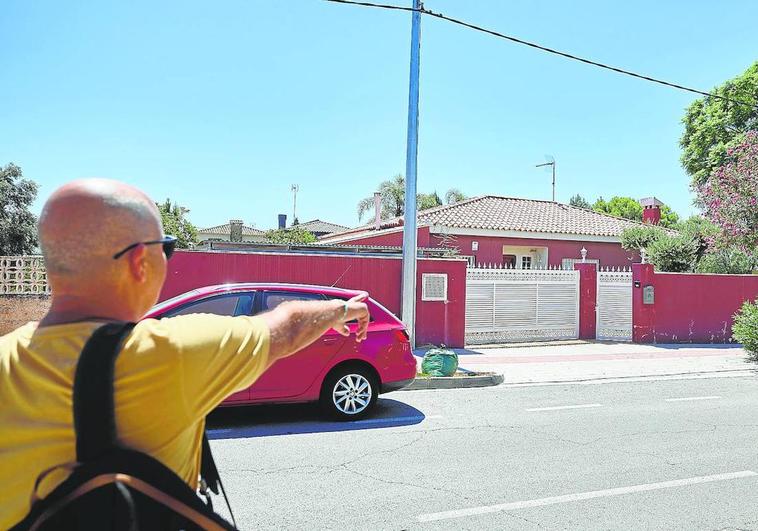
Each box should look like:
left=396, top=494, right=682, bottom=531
left=733, top=299, right=758, bottom=358
left=696, top=248, right=757, bottom=274
left=620, top=225, right=665, bottom=253
left=157, top=199, right=198, bottom=249
left=418, top=191, right=442, bottom=211
left=0, top=163, right=39, bottom=255
left=445, top=188, right=467, bottom=205
left=647, top=233, right=698, bottom=272
left=357, top=174, right=406, bottom=221
left=357, top=174, right=467, bottom=221
left=681, top=62, right=758, bottom=187
left=593, top=195, right=679, bottom=227
left=265, top=226, right=317, bottom=244
left=593, top=196, right=642, bottom=221
left=569, top=194, right=591, bottom=209
left=696, top=131, right=758, bottom=252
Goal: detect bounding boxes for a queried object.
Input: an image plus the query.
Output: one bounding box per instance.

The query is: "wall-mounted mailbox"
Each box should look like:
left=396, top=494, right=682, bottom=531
left=643, top=285, right=655, bottom=305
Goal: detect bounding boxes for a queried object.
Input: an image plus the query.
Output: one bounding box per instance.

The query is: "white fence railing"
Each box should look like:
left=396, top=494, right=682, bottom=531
left=0, top=256, right=50, bottom=295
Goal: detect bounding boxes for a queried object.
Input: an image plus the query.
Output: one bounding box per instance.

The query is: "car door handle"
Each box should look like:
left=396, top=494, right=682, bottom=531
left=323, top=337, right=340, bottom=345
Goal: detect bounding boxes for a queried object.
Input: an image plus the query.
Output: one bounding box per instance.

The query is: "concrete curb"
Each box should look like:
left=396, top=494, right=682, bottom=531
left=400, top=372, right=504, bottom=391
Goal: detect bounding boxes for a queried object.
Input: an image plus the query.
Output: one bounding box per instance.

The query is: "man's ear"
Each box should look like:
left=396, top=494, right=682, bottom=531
left=127, top=244, right=148, bottom=283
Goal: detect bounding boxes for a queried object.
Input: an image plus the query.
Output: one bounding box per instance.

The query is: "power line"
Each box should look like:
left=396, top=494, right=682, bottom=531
left=324, top=0, right=758, bottom=111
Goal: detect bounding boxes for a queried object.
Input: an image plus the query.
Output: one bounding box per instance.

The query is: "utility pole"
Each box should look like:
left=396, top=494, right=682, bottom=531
left=291, top=184, right=299, bottom=225
left=401, top=0, right=422, bottom=348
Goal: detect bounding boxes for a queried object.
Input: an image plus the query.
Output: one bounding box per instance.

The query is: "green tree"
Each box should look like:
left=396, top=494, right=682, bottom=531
left=357, top=174, right=406, bottom=221
left=418, top=191, right=442, bottom=211
left=157, top=199, right=198, bottom=249
left=0, top=163, right=39, bottom=255
left=647, top=233, right=698, bottom=272
left=569, top=194, right=591, bottom=209
left=593, top=196, right=642, bottom=221
left=620, top=225, right=665, bottom=253
left=620, top=223, right=698, bottom=272
left=696, top=131, right=758, bottom=252
left=592, top=195, right=679, bottom=228
left=265, top=226, right=317, bottom=244
left=696, top=248, right=757, bottom=274
left=357, top=175, right=467, bottom=221
left=680, top=61, right=758, bottom=187
left=445, top=188, right=467, bottom=205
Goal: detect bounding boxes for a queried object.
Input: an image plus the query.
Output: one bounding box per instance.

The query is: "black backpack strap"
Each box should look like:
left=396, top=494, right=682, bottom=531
left=73, top=322, right=136, bottom=462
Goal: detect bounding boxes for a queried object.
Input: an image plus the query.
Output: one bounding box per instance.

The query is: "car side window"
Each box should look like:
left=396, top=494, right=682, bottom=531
left=261, top=291, right=327, bottom=312
left=164, top=294, right=252, bottom=317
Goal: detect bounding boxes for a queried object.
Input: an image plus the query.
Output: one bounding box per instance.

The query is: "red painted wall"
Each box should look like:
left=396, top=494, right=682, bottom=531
left=633, top=263, right=758, bottom=344
left=574, top=263, right=597, bottom=339
left=337, top=227, right=634, bottom=268
left=160, top=250, right=466, bottom=347
left=341, top=226, right=431, bottom=248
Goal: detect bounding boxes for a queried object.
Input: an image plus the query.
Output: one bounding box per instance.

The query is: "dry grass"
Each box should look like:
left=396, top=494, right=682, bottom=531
left=0, top=296, right=51, bottom=336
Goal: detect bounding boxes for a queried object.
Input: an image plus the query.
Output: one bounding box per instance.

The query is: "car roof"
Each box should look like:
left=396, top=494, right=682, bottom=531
left=192, top=282, right=363, bottom=297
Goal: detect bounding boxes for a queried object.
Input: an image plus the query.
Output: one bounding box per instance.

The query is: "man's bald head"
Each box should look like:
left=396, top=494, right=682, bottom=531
left=39, top=179, right=162, bottom=277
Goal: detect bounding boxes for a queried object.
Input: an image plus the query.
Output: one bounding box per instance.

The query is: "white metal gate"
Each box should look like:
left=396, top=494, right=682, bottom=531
left=596, top=268, right=633, bottom=341
left=465, top=266, right=580, bottom=344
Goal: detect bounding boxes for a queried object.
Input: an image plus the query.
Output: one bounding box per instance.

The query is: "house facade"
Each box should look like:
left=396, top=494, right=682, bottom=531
left=319, top=196, right=654, bottom=269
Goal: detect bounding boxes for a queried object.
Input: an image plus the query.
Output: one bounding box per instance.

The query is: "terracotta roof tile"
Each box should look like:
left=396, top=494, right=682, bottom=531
left=198, top=223, right=265, bottom=236
left=322, top=195, right=653, bottom=242
left=295, top=219, right=349, bottom=234
left=419, top=195, right=644, bottom=237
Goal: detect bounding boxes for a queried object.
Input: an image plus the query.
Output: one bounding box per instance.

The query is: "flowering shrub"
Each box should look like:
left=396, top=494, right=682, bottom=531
left=733, top=299, right=758, bottom=359
left=697, top=131, right=758, bottom=253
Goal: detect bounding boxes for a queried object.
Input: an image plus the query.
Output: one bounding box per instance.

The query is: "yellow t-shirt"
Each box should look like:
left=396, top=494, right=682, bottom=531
left=0, top=314, right=270, bottom=529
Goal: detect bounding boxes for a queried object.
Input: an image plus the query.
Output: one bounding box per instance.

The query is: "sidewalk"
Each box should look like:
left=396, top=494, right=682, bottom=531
left=419, top=342, right=756, bottom=385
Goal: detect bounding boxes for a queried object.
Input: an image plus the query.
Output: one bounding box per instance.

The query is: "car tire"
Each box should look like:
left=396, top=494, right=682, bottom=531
left=320, top=365, right=378, bottom=421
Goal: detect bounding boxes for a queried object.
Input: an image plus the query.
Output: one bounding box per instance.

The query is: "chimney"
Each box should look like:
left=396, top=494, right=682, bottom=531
left=278, top=214, right=287, bottom=230
left=229, top=219, right=243, bottom=242
left=639, top=197, right=663, bottom=225
left=373, top=192, right=382, bottom=230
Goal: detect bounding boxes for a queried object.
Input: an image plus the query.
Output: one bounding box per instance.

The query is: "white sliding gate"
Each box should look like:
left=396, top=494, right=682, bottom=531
left=465, top=266, right=580, bottom=344
left=596, top=268, right=633, bottom=341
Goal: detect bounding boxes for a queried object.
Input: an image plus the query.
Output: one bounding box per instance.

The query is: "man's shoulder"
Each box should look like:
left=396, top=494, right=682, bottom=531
left=0, top=322, right=37, bottom=350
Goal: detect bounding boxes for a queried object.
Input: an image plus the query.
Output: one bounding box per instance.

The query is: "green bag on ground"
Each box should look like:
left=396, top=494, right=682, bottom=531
left=421, top=348, right=459, bottom=377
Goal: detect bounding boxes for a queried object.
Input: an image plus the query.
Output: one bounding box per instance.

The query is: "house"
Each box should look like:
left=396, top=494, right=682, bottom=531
left=318, top=195, right=659, bottom=269
left=197, top=219, right=267, bottom=245
left=292, top=219, right=349, bottom=238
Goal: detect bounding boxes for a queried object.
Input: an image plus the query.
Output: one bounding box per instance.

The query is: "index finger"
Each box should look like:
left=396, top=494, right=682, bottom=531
left=349, top=291, right=368, bottom=303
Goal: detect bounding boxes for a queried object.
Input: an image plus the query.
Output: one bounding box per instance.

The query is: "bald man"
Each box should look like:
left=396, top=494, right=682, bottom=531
left=0, top=179, right=370, bottom=528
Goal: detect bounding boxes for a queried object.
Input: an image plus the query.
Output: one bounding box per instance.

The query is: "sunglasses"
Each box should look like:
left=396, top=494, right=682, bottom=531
left=113, top=235, right=178, bottom=260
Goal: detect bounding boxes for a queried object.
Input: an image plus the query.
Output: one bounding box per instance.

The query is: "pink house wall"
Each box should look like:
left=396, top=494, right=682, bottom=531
left=336, top=227, right=635, bottom=268
left=160, top=250, right=466, bottom=347
left=340, top=226, right=430, bottom=248
left=432, top=234, right=637, bottom=268
left=632, top=263, right=758, bottom=344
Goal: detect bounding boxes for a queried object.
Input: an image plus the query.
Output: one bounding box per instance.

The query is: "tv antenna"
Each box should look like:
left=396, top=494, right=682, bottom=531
left=291, top=184, right=299, bottom=224
left=535, top=155, right=556, bottom=201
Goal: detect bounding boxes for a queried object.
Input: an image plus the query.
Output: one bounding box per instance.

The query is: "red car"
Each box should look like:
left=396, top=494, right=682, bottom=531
left=144, top=283, right=416, bottom=419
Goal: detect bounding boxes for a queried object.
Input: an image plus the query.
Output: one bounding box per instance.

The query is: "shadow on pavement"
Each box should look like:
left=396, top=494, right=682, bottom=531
left=206, top=398, right=425, bottom=440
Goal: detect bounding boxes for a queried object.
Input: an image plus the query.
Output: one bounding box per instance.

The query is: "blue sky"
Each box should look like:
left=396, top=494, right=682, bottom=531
left=2, top=0, right=756, bottom=230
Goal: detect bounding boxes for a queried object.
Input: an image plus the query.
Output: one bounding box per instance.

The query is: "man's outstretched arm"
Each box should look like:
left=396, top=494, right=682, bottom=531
left=259, top=292, right=370, bottom=367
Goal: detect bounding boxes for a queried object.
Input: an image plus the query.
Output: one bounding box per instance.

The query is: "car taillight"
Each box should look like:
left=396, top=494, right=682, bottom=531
left=394, top=328, right=411, bottom=344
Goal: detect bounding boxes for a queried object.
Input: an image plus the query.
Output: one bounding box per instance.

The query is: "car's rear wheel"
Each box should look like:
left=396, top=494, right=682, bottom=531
left=320, top=366, right=378, bottom=420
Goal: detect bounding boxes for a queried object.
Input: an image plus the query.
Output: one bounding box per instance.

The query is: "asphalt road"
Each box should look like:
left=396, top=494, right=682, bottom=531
left=207, top=375, right=758, bottom=530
